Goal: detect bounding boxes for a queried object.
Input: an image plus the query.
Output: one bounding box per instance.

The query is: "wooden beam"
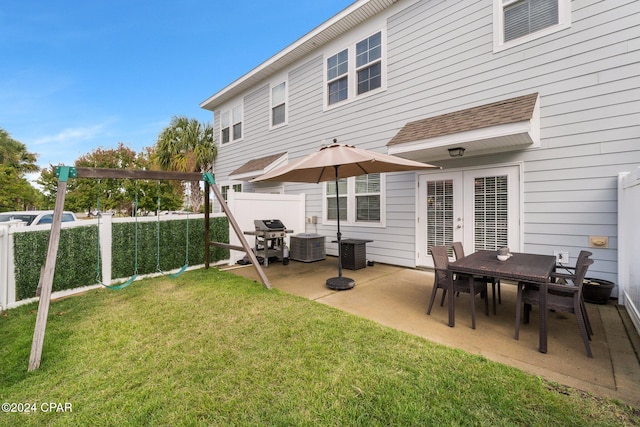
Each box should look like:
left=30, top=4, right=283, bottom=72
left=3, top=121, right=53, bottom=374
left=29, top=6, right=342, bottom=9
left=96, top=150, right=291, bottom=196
left=210, top=242, right=246, bottom=252
left=75, top=167, right=203, bottom=181
left=29, top=179, right=68, bottom=371
left=204, top=181, right=210, bottom=269
left=208, top=182, right=272, bottom=289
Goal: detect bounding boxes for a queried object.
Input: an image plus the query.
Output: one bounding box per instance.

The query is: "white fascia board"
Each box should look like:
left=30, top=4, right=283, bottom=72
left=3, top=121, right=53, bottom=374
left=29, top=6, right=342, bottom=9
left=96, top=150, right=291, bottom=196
left=200, top=0, right=397, bottom=111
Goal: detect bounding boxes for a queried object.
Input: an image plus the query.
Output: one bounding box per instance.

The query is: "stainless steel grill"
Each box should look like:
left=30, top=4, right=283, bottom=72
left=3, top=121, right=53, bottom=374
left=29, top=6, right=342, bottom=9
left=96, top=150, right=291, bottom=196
left=253, top=219, right=287, bottom=239
left=244, top=219, right=291, bottom=267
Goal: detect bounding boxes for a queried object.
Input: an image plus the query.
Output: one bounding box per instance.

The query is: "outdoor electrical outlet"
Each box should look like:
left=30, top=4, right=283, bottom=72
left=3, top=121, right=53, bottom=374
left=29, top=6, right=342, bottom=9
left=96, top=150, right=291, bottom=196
left=554, top=251, right=569, bottom=265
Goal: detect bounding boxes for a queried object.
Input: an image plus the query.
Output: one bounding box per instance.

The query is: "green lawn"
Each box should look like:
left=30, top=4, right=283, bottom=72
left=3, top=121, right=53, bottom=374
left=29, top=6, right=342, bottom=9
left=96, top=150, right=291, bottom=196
left=1, top=269, right=637, bottom=426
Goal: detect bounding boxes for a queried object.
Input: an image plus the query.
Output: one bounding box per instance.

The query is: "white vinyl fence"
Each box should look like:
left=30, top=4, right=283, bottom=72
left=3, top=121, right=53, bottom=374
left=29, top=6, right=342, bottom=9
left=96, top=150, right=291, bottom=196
left=226, top=190, right=306, bottom=264
left=1, top=191, right=306, bottom=311
left=618, top=168, right=640, bottom=335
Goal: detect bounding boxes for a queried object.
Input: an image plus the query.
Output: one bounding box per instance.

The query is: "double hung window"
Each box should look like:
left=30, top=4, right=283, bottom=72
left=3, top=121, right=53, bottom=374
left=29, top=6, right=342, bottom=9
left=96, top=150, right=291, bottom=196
left=327, top=49, right=349, bottom=105
left=271, top=82, right=287, bottom=127
left=326, top=30, right=384, bottom=107
left=325, top=173, right=384, bottom=225
left=221, top=183, right=242, bottom=202
left=356, top=32, right=382, bottom=96
left=220, top=105, right=243, bottom=144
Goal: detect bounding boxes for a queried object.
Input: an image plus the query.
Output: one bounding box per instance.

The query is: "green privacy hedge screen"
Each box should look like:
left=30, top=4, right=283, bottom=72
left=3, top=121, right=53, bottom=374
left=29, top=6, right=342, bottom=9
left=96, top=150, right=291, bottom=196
left=13, top=217, right=229, bottom=301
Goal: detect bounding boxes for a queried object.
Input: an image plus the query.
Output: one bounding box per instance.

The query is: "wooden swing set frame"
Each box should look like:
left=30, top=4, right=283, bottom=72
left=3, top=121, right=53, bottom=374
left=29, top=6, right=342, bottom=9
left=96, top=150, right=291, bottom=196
left=28, top=166, right=270, bottom=371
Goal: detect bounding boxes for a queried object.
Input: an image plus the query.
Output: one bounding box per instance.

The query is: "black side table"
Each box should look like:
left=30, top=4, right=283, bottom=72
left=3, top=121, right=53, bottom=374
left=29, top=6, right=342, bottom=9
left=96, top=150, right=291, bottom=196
left=333, top=239, right=373, bottom=270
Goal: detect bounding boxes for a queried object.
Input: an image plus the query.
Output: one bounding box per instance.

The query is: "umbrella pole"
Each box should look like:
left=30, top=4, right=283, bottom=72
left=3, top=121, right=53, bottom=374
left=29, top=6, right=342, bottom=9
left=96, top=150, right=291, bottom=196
left=326, top=165, right=355, bottom=290
left=336, top=167, right=343, bottom=278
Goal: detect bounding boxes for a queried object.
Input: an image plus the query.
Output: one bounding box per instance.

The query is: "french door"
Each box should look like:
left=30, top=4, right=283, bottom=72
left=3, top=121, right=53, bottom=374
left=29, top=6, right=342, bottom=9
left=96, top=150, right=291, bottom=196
left=417, top=166, right=520, bottom=268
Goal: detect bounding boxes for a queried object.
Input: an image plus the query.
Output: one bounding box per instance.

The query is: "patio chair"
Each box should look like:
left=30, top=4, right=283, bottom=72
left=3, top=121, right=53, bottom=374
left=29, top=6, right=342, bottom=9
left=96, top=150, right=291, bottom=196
left=550, top=250, right=593, bottom=337
left=515, top=256, right=595, bottom=357
left=451, top=242, right=501, bottom=313
left=427, top=246, right=489, bottom=326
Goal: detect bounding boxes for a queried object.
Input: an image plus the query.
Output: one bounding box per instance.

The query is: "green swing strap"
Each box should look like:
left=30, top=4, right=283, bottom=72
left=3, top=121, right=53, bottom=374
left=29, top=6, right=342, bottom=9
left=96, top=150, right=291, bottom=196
left=155, top=182, right=189, bottom=278
left=169, top=208, right=190, bottom=278
left=95, top=184, right=138, bottom=290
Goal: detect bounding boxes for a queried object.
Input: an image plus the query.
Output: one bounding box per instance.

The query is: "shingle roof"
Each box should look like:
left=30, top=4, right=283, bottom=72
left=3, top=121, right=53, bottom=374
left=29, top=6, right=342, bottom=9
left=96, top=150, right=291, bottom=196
left=230, top=152, right=287, bottom=176
left=387, top=93, right=538, bottom=147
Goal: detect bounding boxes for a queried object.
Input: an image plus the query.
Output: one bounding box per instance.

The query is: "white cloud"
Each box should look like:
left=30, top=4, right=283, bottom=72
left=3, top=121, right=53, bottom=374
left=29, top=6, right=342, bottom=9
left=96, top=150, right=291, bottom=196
left=32, top=123, right=107, bottom=146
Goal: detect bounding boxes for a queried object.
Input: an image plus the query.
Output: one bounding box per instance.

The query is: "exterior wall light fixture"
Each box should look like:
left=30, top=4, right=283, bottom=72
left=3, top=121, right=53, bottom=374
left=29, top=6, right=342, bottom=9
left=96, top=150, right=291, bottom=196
left=448, top=147, right=465, bottom=157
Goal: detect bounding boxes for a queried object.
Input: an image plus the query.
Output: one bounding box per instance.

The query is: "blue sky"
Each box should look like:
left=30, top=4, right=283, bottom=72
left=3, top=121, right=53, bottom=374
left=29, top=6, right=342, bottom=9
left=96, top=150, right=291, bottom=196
left=0, top=0, right=354, bottom=173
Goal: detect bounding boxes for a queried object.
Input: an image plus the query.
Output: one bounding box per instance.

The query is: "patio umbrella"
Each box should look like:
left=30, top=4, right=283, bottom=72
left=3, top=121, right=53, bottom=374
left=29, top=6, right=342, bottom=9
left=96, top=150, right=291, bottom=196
left=252, top=143, right=439, bottom=290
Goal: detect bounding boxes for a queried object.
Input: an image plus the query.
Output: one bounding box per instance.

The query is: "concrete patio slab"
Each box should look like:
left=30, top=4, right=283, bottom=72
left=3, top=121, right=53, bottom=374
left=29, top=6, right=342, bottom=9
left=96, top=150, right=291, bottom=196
left=221, top=257, right=640, bottom=408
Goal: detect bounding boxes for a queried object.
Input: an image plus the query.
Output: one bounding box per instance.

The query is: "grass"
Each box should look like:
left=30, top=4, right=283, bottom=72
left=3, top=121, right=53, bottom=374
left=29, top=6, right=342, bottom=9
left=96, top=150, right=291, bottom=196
left=1, top=268, right=638, bottom=426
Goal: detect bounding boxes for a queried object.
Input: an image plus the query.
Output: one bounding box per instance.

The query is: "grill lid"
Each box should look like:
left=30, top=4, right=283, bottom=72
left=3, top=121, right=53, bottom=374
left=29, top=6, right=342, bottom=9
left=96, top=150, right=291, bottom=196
left=254, top=219, right=286, bottom=230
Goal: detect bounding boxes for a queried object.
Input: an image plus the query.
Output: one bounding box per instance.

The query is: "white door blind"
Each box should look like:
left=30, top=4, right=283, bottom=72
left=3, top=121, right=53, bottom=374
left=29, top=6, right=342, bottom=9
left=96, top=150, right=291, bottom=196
left=504, top=0, right=558, bottom=42
left=426, top=180, right=454, bottom=256
left=474, top=176, right=508, bottom=250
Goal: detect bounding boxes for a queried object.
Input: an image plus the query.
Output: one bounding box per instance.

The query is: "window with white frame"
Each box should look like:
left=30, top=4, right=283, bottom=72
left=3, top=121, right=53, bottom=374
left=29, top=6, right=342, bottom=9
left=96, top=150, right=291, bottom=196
left=355, top=174, right=381, bottom=222
left=220, top=111, right=230, bottom=144
left=325, top=30, right=384, bottom=107
left=327, top=49, right=349, bottom=106
left=494, top=0, right=570, bottom=51
left=220, top=105, right=243, bottom=144
left=232, top=105, right=242, bottom=140
left=356, top=32, right=382, bottom=96
left=221, top=183, right=242, bottom=201
left=324, top=173, right=384, bottom=225
left=217, top=183, right=242, bottom=213
left=271, top=82, right=287, bottom=127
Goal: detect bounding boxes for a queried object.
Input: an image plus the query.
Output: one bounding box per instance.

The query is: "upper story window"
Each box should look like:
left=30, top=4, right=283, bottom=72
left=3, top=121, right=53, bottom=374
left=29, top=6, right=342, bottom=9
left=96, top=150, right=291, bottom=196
left=327, top=49, right=349, bottom=105
left=325, top=30, right=385, bottom=108
left=220, top=105, right=243, bottom=144
left=356, top=32, right=382, bottom=96
left=493, top=0, right=571, bottom=52
left=271, top=82, right=287, bottom=127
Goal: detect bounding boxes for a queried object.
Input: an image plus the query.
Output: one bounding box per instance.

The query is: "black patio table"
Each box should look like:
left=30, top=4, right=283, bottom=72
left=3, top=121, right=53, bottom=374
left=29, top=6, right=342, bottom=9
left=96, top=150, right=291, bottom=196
left=447, top=250, right=557, bottom=353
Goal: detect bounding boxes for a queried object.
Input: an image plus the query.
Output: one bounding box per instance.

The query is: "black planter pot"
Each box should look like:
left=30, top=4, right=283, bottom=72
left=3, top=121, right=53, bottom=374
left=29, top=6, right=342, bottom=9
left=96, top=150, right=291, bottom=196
left=583, top=278, right=615, bottom=304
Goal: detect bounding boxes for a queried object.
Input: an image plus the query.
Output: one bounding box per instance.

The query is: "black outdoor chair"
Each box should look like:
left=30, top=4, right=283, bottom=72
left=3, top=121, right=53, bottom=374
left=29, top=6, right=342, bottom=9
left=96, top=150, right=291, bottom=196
left=550, top=250, right=594, bottom=337
left=515, top=255, right=595, bottom=357
left=427, top=246, right=489, bottom=327
left=451, top=242, right=501, bottom=313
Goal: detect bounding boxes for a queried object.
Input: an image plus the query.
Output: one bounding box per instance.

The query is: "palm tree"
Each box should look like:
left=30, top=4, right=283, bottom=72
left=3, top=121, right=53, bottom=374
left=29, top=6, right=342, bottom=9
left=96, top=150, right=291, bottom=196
left=153, top=117, right=216, bottom=213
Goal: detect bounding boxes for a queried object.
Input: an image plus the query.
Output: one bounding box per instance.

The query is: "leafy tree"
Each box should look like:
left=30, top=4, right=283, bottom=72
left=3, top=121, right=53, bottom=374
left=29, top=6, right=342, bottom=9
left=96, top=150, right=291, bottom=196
left=0, top=128, right=39, bottom=174
left=0, top=165, right=40, bottom=211
left=0, top=128, right=40, bottom=211
left=35, top=166, right=58, bottom=209
left=153, top=116, right=215, bottom=212
left=37, top=143, right=183, bottom=216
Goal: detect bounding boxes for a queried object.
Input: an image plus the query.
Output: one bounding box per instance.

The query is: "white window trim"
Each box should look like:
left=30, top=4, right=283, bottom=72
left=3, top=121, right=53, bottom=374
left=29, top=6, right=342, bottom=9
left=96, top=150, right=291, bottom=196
left=269, top=80, right=288, bottom=130
left=493, top=0, right=571, bottom=53
left=322, top=174, right=386, bottom=228
left=215, top=181, right=243, bottom=213
left=218, top=104, right=244, bottom=145
left=323, top=28, right=387, bottom=111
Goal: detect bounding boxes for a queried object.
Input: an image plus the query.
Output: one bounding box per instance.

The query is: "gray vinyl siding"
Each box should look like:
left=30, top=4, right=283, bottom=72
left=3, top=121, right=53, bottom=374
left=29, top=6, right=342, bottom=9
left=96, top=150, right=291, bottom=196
left=209, top=0, right=640, bottom=279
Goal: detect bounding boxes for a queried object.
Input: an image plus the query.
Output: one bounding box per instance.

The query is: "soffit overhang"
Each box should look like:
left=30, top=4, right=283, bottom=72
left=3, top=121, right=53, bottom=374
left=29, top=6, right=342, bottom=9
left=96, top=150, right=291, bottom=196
left=387, top=93, right=540, bottom=161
